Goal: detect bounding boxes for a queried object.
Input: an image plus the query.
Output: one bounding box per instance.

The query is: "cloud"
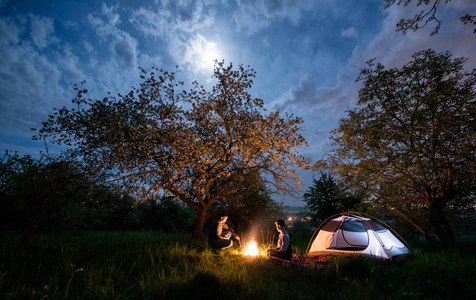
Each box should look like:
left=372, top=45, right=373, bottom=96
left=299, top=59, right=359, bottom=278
left=233, top=0, right=314, bottom=34
left=271, top=1, right=476, bottom=118
left=114, top=37, right=138, bottom=69
left=130, top=0, right=211, bottom=37
left=165, top=0, right=200, bottom=22
left=341, top=27, right=358, bottom=39
left=29, top=14, right=58, bottom=49
left=128, top=1, right=216, bottom=77
left=88, top=4, right=138, bottom=70
left=0, top=16, right=23, bottom=47
left=129, top=7, right=168, bottom=38
left=348, top=2, right=476, bottom=72
left=0, top=6, right=139, bottom=142
left=138, top=53, right=163, bottom=69
left=101, top=3, right=121, bottom=26
left=87, top=4, right=123, bottom=39
left=254, top=0, right=312, bottom=22
left=269, top=74, right=354, bottom=117
left=56, top=47, right=86, bottom=83
left=0, top=47, right=65, bottom=134
left=81, top=40, right=95, bottom=54
left=262, top=35, right=271, bottom=47
left=0, top=13, right=69, bottom=137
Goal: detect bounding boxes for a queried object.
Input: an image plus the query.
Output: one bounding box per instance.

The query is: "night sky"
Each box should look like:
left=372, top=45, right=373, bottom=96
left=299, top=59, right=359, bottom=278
left=1, top=0, right=475, bottom=206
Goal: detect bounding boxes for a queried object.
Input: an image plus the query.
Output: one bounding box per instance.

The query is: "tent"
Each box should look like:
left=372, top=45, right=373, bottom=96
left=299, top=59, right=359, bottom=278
left=306, top=212, right=412, bottom=261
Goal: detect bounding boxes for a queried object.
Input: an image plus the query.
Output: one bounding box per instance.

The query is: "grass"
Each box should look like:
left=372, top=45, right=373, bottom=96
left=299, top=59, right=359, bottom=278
left=1, top=230, right=475, bottom=299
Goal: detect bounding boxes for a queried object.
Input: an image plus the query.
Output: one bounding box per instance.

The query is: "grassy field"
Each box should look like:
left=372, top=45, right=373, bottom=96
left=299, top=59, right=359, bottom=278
left=1, top=230, right=475, bottom=300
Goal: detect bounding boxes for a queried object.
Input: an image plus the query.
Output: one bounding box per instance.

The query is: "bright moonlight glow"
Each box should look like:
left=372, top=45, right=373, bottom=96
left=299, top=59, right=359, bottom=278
left=185, top=34, right=224, bottom=74
left=200, top=41, right=220, bottom=70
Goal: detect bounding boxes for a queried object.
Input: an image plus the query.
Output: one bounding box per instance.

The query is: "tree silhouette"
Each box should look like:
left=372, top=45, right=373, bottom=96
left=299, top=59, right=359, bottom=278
left=303, top=173, right=364, bottom=226
left=320, top=49, right=476, bottom=246
left=36, top=62, right=310, bottom=238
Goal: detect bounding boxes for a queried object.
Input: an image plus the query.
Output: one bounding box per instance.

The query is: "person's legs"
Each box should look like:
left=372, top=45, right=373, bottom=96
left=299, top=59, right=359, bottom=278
left=269, top=249, right=291, bottom=261
left=210, top=239, right=233, bottom=250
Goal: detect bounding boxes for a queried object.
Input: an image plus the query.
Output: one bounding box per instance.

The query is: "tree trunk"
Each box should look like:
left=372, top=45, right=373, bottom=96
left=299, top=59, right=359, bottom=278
left=394, top=208, right=435, bottom=243
left=428, top=204, right=456, bottom=247
left=192, top=206, right=208, bottom=240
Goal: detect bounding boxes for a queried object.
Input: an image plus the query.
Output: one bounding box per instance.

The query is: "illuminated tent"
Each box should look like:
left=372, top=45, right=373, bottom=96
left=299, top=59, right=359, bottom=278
left=306, top=212, right=412, bottom=261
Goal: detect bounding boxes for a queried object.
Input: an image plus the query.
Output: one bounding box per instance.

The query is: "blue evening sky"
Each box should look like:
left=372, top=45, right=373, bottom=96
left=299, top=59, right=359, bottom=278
left=1, top=0, right=475, bottom=206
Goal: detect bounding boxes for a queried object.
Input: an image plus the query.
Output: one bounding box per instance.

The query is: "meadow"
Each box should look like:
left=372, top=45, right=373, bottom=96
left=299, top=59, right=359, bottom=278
left=1, top=230, right=475, bottom=300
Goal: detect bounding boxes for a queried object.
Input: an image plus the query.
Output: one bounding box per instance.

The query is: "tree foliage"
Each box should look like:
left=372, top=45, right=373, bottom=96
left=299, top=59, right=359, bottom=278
left=0, top=151, right=198, bottom=240
left=36, top=62, right=310, bottom=238
left=319, top=49, right=476, bottom=246
left=208, top=170, right=285, bottom=234
left=384, top=0, right=476, bottom=35
left=0, top=152, right=92, bottom=243
left=303, top=173, right=364, bottom=227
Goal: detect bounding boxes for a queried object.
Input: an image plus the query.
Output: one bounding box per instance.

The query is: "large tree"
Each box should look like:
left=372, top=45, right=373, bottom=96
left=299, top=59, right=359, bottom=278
left=213, top=170, right=285, bottom=234
left=319, top=49, right=476, bottom=246
left=384, top=0, right=476, bottom=35
left=36, top=62, right=309, bottom=239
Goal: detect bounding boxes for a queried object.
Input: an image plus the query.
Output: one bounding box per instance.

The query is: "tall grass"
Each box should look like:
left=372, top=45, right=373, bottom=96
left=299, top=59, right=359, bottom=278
left=1, top=230, right=475, bottom=299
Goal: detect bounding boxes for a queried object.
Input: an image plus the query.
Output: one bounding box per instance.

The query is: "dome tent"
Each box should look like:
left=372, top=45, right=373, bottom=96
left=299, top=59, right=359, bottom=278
left=306, top=212, right=412, bottom=261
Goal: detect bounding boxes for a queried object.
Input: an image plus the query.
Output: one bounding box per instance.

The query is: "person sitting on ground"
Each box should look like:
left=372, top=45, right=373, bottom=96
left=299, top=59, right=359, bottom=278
left=268, top=219, right=293, bottom=260
left=208, top=215, right=240, bottom=251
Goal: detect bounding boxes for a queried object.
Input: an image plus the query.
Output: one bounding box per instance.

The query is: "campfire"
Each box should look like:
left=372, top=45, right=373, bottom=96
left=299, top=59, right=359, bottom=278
left=242, top=240, right=260, bottom=256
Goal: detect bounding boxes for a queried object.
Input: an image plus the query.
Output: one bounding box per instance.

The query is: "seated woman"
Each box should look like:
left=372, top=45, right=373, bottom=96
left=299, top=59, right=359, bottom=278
left=268, top=219, right=293, bottom=260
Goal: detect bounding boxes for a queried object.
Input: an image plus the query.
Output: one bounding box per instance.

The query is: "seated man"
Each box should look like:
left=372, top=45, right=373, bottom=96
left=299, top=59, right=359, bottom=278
left=208, top=215, right=240, bottom=251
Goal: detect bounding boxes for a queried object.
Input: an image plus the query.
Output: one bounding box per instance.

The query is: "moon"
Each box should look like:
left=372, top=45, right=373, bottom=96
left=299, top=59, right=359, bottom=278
left=199, top=41, right=221, bottom=70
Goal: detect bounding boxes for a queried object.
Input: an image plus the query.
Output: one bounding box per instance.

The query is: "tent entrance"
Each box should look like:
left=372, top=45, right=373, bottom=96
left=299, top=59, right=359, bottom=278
left=330, top=218, right=369, bottom=251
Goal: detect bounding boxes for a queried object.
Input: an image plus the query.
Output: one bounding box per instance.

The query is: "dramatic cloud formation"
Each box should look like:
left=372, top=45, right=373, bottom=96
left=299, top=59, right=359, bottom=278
left=1, top=0, right=475, bottom=205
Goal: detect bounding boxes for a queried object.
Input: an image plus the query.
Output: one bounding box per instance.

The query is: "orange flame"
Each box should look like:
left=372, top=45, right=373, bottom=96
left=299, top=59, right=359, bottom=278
left=243, top=240, right=259, bottom=256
